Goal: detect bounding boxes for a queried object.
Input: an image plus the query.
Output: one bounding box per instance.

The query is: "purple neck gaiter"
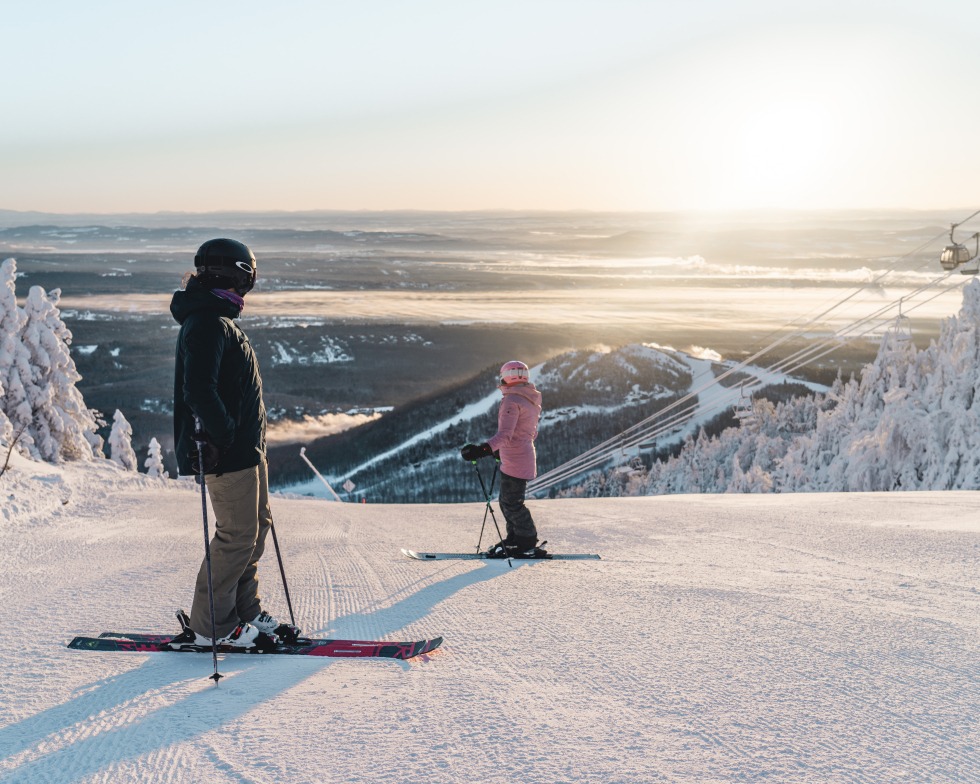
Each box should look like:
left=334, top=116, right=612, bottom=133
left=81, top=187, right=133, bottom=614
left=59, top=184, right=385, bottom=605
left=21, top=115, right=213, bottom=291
left=211, top=288, right=245, bottom=312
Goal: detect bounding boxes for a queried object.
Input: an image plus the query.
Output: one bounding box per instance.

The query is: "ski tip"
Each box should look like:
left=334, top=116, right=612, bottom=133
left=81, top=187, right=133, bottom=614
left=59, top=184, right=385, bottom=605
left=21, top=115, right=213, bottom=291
left=401, top=549, right=438, bottom=560
left=413, top=636, right=444, bottom=657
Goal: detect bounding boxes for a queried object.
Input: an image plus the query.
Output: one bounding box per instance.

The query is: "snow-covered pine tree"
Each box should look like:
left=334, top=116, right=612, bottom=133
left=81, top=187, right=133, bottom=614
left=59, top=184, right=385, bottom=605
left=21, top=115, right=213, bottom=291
left=896, top=279, right=980, bottom=488
left=0, top=375, right=13, bottom=451
left=108, top=409, right=138, bottom=471
left=144, top=436, right=169, bottom=478
left=19, top=285, right=100, bottom=461
left=0, top=260, right=34, bottom=454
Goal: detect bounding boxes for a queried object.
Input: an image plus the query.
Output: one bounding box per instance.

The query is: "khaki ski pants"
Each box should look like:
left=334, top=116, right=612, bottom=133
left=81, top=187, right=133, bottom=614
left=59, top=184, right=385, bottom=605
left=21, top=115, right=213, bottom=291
left=190, top=460, right=273, bottom=639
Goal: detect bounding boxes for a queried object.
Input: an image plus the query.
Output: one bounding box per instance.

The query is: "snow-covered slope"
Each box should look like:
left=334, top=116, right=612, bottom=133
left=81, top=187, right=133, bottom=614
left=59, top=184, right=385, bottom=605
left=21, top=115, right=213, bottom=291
left=1, top=457, right=977, bottom=783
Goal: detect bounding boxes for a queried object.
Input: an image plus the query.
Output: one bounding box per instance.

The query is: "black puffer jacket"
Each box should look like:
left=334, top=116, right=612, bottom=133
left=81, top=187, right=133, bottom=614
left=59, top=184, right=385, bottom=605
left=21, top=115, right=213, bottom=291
left=171, top=277, right=266, bottom=476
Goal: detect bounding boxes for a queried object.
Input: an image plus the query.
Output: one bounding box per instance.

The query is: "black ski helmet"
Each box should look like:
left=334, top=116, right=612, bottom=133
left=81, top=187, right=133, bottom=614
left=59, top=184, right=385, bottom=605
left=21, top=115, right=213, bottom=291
left=194, top=238, right=257, bottom=294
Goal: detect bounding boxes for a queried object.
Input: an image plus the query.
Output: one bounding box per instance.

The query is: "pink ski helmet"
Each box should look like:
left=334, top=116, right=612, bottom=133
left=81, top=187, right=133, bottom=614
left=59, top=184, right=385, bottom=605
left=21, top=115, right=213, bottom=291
left=499, top=360, right=530, bottom=386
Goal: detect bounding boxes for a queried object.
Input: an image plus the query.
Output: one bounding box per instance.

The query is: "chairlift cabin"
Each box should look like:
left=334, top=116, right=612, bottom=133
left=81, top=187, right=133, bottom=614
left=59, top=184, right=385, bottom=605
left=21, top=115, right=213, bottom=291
left=939, top=223, right=980, bottom=274
left=940, top=243, right=972, bottom=270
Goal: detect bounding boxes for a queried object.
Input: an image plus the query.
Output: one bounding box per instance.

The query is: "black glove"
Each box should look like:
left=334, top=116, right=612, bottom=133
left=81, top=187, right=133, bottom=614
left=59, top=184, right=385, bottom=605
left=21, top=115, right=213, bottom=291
left=460, top=443, right=493, bottom=462
left=190, top=439, right=223, bottom=475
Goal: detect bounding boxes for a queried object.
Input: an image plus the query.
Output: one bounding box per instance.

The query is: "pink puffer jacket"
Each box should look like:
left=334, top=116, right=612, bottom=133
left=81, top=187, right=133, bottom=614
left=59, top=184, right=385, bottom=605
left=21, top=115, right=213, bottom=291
left=487, top=384, right=542, bottom=480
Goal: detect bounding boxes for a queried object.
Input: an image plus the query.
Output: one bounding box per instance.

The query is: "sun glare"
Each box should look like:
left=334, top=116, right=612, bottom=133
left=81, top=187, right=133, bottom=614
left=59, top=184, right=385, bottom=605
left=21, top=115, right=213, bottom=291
left=724, top=97, right=837, bottom=206
left=651, top=27, right=893, bottom=211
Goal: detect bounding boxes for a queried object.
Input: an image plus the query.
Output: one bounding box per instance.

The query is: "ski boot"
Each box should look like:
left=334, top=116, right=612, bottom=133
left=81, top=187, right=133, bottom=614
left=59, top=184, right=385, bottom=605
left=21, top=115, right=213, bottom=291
left=250, top=610, right=303, bottom=644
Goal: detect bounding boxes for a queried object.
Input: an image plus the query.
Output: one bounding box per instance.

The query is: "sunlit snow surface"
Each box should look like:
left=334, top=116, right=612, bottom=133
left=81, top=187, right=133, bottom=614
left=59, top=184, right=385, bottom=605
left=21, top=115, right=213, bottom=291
left=0, top=454, right=976, bottom=783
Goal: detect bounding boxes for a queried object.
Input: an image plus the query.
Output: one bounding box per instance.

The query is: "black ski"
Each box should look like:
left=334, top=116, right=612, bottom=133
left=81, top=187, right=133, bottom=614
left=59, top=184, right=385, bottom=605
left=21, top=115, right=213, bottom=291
left=401, top=548, right=600, bottom=561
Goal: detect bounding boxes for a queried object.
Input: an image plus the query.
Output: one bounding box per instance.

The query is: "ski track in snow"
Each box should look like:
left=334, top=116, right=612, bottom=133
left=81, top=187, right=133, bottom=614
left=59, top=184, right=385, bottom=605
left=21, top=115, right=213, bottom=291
left=0, top=458, right=978, bottom=783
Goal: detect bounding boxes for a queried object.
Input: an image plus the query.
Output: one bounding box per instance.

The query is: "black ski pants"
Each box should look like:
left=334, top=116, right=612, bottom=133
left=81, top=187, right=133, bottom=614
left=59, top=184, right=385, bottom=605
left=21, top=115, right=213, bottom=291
left=498, top=471, right=538, bottom=545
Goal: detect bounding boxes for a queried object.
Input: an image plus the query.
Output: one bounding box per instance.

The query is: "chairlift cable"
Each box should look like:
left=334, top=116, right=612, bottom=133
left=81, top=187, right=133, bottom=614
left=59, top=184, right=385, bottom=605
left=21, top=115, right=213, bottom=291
left=735, top=227, right=952, bottom=353
left=777, top=279, right=970, bottom=378
left=762, top=270, right=957, bottom=378
left=733, top=205, right=977, bottom=359
left=615, top=276, right=965, bottom=466
left=953, top=208, right=980, bottom=227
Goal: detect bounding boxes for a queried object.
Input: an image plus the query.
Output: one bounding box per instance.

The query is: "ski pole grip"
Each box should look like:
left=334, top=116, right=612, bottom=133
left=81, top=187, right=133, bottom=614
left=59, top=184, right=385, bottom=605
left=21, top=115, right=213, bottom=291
left=193, top=416, right=206, bottom=445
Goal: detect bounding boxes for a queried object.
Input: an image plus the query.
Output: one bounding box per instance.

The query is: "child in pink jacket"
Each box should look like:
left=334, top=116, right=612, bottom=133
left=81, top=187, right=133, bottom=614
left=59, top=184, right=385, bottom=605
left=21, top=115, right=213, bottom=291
left=461, top=361, right=546, bottom=558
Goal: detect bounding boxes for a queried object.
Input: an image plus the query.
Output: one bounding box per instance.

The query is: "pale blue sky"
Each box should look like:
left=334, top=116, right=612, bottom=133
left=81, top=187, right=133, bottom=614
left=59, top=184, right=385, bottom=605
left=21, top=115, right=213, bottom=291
left=3, top=0, right=978, bottom=213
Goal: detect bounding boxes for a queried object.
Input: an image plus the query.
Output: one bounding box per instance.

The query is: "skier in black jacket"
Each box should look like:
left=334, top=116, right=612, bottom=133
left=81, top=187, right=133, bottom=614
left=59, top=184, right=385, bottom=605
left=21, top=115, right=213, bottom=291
left=167, top=238, right=297, bottom=650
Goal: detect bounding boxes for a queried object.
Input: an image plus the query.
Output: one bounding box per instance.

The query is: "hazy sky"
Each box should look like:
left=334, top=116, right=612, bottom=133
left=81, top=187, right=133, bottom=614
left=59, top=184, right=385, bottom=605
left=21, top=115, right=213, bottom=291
left=4, top=0, right=979, bottom=214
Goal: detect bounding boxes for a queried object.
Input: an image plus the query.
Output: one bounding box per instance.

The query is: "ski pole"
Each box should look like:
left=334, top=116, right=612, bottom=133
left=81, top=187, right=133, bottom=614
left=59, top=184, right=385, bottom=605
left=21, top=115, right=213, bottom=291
left=299, top=447, right=343, bottom=501
left=268, top=520, right=296, bottom=628
left=475, top=461, right=499, bottom=552
left=471, top=459, right=504, bottom=552
left=194, top=417, right=222, bottom=683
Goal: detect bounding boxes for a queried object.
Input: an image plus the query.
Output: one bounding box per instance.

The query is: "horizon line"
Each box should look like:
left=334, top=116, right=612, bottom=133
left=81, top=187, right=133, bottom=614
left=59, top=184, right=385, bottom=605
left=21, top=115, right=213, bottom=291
left=0, top=206, right=974, bottom=219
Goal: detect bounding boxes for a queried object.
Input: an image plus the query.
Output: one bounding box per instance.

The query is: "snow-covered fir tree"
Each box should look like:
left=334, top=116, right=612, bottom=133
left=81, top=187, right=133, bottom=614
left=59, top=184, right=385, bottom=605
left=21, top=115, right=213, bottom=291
left=0, top=375, right=13, bottom=451
left=19, top=285, right=101, bottom=461
left=144, top=437, right=169, bottom=478
left=108, top=409, right=138, bottom=471
left=0, top=259, right=36, bottom=457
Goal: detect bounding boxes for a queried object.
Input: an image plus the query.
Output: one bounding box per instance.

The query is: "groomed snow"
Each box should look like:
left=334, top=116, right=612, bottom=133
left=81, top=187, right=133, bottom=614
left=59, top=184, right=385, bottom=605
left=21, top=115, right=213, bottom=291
left=1, top=455, right=977, bottom=783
